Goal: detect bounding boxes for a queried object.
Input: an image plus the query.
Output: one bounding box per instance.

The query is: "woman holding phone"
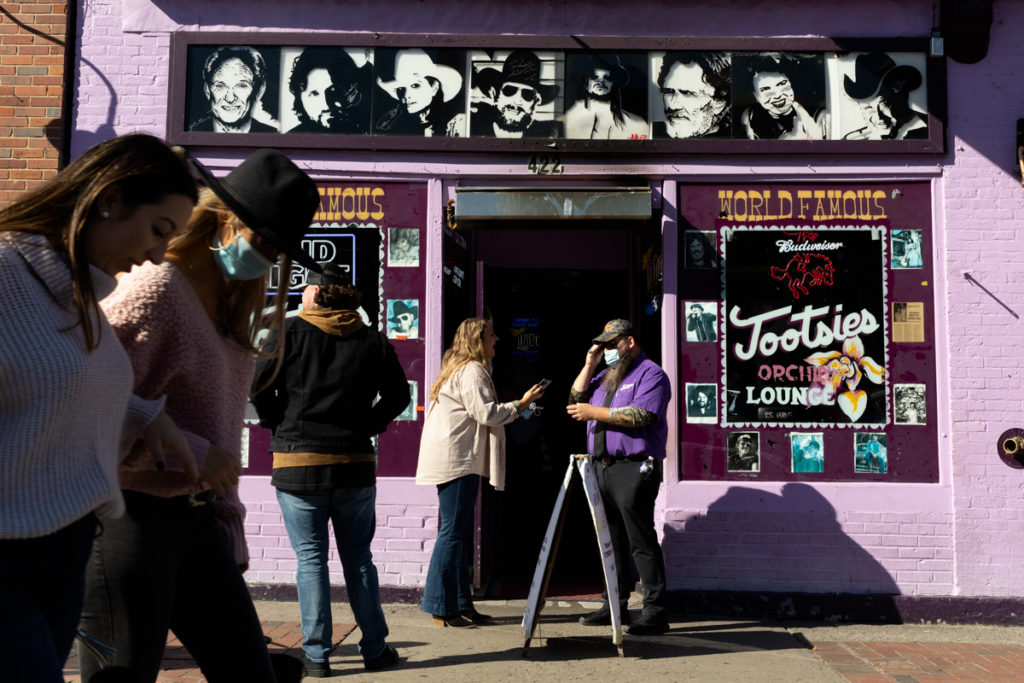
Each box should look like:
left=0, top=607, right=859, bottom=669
left=415, top=318, right=546, bottom=628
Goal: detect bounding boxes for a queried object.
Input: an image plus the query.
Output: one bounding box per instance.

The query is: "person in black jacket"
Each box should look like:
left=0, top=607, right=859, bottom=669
left=251, top=263, right=408, bottom=677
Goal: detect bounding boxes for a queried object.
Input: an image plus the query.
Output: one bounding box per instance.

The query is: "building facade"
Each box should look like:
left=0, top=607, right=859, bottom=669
left=65, top=0, right=1024, bottom=618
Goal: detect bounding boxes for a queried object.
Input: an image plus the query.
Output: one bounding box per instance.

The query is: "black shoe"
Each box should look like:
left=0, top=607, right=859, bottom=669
left=460, top=607, right=493, bottom=624
left=432, top=613, right=476, bottom=628
left=625, top=612, right=669, bottom=635
left=578, top=604, right=630, bottom=626
left=300, top=653, right=332, bottom=678
left=364, top=644, right=400, bottom=671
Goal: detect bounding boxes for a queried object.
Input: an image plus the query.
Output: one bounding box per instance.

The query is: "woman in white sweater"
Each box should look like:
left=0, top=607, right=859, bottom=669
left=0, top=134, right=198, bottom=682
left=416, top=318, right=547, bottom=628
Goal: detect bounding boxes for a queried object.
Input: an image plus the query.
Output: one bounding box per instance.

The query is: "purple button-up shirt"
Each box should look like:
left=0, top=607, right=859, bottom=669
left=586, top=353, right=671, bottom=460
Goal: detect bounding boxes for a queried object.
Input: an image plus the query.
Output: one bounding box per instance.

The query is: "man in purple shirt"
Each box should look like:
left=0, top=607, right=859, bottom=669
left=567, top=319, right=671, bottom=635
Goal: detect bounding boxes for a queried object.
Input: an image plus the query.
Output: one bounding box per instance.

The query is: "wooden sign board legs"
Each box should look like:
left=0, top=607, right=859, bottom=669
left=521, top=454, right=624, bottom=657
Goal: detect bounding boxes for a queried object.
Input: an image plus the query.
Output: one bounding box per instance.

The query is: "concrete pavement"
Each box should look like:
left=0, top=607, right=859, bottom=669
left=63, top=593, right=1024, bottom=681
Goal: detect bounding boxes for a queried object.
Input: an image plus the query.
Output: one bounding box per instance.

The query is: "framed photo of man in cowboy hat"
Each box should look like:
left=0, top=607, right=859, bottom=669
left=831, top=51, right=928, bottom=141
left=563, top=51, right=649, bottom=140
left=468, top=49, right=564, bottom=138
left=386, top=298, right=419, bottom=339
left=373, top=47, right=468, bottom=137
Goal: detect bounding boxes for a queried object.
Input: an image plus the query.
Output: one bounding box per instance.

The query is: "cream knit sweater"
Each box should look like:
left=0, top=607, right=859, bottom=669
left=0, top=233, right=163, bottom=539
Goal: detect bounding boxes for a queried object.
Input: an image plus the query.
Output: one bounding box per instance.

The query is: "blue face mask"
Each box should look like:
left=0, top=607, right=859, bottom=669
left=212, top=233, right=274, bottom=281
left=604, top=348, right=622, bottom=368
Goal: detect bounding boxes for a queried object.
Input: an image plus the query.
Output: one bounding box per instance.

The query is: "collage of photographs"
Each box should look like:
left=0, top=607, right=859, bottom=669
left=383, top=227, right=421, bottom=422
left=683, top=224, right=927, bottom=476
left=183, top=45, right=930, bottom=142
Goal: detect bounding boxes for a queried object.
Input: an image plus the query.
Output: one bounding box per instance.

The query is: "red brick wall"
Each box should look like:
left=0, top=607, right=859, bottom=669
left=0, top=2, right=67, bottom=207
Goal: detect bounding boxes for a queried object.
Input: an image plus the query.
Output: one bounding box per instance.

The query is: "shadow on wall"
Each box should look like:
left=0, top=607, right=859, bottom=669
left=661, top=483, right=901, bottom=621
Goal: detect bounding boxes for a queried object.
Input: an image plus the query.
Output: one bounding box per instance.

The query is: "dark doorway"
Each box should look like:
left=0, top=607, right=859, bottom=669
left=474, top=226, right=636, bottom=598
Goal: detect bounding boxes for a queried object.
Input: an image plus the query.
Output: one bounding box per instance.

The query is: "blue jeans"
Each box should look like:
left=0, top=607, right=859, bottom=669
left=276, top=487, right=389, bottom=662
left=420, top=474, right=478, bottom=617
left=0, top=513, right=96, bottom=683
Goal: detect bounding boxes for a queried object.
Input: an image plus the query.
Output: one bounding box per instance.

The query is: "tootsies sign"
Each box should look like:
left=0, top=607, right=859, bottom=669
left=722, top=225, right=888, bottom=426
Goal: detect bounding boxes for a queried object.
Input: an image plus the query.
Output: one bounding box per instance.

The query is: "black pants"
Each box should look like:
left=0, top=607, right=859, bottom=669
left=78, top=491, right=274, bottom=683
left=0, top=513, right=96, bottom=683
left=594, top=457, right=667, bottom=617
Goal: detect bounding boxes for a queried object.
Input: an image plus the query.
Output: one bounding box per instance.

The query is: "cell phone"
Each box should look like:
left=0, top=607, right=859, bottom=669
left=538, top=379, right=552, bottom=389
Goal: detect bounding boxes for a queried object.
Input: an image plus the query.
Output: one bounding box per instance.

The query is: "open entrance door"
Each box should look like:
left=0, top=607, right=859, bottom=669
left=471, top=222, right=661, bottom=598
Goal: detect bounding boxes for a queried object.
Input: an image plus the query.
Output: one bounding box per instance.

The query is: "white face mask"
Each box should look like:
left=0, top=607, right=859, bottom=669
left=604, top=347, right=622, bottom=368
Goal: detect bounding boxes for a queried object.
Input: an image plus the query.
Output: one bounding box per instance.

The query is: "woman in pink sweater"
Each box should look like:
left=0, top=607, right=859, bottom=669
left=79, top=149, right=322, bottom=683
left=0, top=134, right=198, bottom=683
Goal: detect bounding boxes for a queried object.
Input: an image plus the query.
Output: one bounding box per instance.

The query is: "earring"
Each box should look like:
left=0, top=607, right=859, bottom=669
left=100, top=210, right=110, bottom=218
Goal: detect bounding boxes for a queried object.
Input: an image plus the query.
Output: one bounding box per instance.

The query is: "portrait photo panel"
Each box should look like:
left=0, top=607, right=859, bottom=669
left=563, top=51, right=649, bottom=140
left=186, top=45, right=281, bottom=133
left=828, top=52, right=928, bottom=141
left=279, top=46, right=374, bottom=135
left=468, top=49, right=564, bottom=138
left=372, top=48, right=468, bottom=137
left=791, top=432, right=824, bottom=473
left=684, top=300, right=718, bottom=342
left=731, top=52, right=827, bottom=140
left=649, top=51, right=732, bottom=140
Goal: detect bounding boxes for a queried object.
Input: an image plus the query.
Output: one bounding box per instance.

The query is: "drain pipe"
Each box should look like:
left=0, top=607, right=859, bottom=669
left=59, top=0, right=78, bottom=169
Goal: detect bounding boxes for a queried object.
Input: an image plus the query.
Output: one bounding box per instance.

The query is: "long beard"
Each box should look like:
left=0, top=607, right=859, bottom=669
left=601, top=353, right=634, bottom=393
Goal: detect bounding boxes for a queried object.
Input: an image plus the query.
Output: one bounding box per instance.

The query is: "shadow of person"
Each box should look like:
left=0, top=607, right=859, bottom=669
left=661, top=482, right=902, bottom=623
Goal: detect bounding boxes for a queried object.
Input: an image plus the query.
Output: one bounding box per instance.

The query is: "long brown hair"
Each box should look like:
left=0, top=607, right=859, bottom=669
left=430, top=317, right=490, bottom=401
left=167, top=188, right=289, bottom=359
left=0, top=134, right=198, bottom=351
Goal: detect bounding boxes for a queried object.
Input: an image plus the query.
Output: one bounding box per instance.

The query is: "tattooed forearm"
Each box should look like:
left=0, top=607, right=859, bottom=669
left=568, top=388, right=590, bottom=405
left=607, top=406, right=655, bottom=427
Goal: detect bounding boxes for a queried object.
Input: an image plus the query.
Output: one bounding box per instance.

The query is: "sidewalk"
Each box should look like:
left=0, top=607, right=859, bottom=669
left=65, top=594, right=1024, bottom=682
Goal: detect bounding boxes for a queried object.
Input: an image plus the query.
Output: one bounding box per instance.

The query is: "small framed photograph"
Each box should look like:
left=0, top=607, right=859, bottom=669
left=684, top=301, right=718, bottom=342
left=894, top=383, right=926, bottom=425
left=727, top=432, right=760, bottom=472
left=854, top=433, right=887, bottom=473
left=386, top=299, right=419, bottom=339
left=388, top=227, right=420, bottom=268
left=395, top=381, right=418, bottom=421
left=686, top=383, right=718, bottom=424
left=791, top=432, right=824, bottom=473
left=891, top=229, right=923, bottom=269
left=683, top=230, right=718, bottom=269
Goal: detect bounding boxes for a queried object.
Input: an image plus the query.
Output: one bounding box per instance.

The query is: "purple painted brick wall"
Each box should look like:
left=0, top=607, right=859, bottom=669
left=74, top=0, right=1024, bottom=598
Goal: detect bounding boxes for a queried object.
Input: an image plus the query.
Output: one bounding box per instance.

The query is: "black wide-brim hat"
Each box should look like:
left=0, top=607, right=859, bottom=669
left=190, top=149, right=323, bottom=273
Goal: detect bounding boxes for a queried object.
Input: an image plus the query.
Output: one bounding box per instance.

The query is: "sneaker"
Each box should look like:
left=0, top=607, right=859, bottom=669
left=432, top=614, right=476, bottom=628
left=364, top=645, right=400, bottom=671
left=625, top=612, right=670, bottom=635
left=460, top=607, right=493, bottom=624
left=300, top=653, right=332, bottom=678
left=578, top=604, right=631, bottom=626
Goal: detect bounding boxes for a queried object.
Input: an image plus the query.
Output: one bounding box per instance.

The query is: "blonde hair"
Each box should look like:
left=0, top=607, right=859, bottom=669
left=430, top=317, right=490, bottom=402
left=168, top=188, right=289, bottom=362
left=0, top=134, right=197, bottom=351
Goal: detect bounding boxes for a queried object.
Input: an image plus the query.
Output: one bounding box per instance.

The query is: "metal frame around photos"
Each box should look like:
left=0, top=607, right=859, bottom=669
left=166, top=32, right=947, bottom=155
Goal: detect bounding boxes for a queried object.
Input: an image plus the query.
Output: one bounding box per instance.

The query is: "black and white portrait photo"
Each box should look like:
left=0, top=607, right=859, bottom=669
left=834, top=52, right=928, bottom=141
left=388, top=227, right=420, bottom=268
left=386, top=299, right=419, bottom=339
left=891, top=229, right=923, bottom=269
left=684, top=230, right=719, bottom=269
left=855, top=433, right=888, bottom=473
left=280, top=47, right=373, bottom=134
left=563, top=52, right=648, bottom=139
left=733, top=52, right=827, bottom=140
left=684, top=301, right=718, bottom=342
left=374, top=48, right=467, bottom=137
left=727, top=432, right=760, bottom=472
left=187, top=45, right=280, bottom=133
left=894, top=383, right=926, bottom=425
left=469, top=49, right=563, bottom=139
left=395, top=381, right=418, bottom=421
left=791, top=432, right=825, bottom=473
left=650, top=51, right=731, bottom=139
left=686, top=383, right=718, bottom=424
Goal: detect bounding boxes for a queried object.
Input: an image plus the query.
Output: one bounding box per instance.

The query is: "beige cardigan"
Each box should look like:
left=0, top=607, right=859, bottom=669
left=415, top=361, right=520, bottom=491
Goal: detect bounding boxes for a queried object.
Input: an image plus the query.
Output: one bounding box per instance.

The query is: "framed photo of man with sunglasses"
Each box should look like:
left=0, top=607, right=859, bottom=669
left=469, top=49, right=563, bottom=138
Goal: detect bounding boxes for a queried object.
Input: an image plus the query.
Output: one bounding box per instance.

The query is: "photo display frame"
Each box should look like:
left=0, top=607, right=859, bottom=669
left=168, top=33, right=945, bottom=154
